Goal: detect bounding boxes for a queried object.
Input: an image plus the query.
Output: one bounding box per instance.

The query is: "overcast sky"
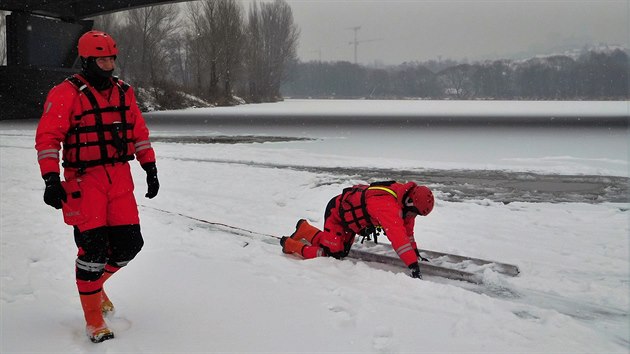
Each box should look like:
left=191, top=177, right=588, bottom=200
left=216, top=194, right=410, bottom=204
left=280, top=0, right=629, bottom=65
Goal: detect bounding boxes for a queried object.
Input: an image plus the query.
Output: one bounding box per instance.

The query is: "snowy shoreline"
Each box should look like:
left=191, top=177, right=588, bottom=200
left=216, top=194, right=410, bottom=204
left=144, top=99, right=630, bottom=127
left=152, top=99, right=630, bottom=117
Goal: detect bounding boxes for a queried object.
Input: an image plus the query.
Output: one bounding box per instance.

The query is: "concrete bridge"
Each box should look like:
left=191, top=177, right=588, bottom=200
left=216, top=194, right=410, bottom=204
left=0, top=1, right=183, bottom=120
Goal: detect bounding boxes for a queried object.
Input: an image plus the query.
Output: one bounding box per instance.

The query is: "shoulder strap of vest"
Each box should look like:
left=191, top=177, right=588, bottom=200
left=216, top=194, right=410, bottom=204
left=65, top=75, right=89, bottom=165
left=65, top=75, right=89, bottom=94
left=112, top=78, right=129, bottom=157
left=112, top=76, right=131, bottom=93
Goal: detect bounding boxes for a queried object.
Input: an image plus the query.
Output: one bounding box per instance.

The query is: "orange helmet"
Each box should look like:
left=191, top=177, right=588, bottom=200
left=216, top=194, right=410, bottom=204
left=78, top=30, right=118, bottom=58
left=404, top=185, right=434, bottom=216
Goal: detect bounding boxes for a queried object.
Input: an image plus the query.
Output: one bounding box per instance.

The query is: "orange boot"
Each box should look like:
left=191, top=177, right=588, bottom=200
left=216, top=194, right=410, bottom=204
left=101, top=290, right=115, bottom=317
left=100, top=271, right=115, bottom=317
left=291, top=219, right=321, bottom=243
left=280, top=237, right=306, bottom=256
left=80, top=292, right=114, bottom=343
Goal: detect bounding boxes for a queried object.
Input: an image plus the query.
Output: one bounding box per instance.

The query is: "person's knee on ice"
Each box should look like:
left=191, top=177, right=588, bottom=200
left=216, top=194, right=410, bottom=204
left=319, top=232, right=346, bottom=255
left=283, top=220, right=346, bottom=259
left=281, top=237, right=325, bottom=259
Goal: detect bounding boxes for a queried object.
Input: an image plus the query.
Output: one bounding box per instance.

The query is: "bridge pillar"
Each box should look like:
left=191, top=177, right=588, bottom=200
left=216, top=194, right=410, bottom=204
left=1, top=12, right=92, bottom=120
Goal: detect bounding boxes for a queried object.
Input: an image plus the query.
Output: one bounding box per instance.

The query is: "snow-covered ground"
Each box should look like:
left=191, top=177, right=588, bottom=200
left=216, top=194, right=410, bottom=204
left=1, top=100, right=629, bottom=353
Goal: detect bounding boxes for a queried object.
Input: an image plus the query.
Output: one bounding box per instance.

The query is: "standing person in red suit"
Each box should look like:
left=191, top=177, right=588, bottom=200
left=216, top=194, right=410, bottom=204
left=35, top=30, right=159, bottom=343
left=281, top=181, right=434, bottom=279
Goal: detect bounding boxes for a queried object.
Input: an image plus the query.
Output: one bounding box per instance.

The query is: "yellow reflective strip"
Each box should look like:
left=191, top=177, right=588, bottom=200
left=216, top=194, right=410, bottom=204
left=367, top=186, right=398, bottom=199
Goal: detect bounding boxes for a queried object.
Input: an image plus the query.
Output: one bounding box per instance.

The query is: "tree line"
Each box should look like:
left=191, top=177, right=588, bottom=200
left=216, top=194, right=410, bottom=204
left=91, top=1, right=626, bottom=105
left=2, top=5, right=629, bottom=106
left=94, top=0, right=299, bottom=109
left=282, top=49, right=629, bottom=100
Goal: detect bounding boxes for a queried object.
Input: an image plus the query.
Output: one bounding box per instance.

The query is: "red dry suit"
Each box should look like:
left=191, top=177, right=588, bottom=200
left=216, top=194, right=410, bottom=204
left=306, top=181, right=420, bottom=267
left=35, top=74, right=155, bottom=232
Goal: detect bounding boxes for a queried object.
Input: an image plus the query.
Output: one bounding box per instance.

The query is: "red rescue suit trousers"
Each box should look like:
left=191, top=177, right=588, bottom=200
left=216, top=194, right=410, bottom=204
left=63, top=163, right=139, bottom=232
left=64, top=163, right=144, bottom=294
left=303, top=196, right=356, bottom=259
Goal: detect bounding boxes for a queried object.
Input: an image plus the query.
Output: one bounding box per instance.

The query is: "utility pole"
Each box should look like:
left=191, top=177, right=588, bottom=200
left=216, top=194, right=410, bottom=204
left=346, top=26, right=382, bottom=65
left=347, top=26, right=361, bottom=64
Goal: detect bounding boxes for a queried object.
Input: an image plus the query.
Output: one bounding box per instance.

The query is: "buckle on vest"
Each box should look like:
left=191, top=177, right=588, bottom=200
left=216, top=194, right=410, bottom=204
left=111, top=121, right=126, bottom=153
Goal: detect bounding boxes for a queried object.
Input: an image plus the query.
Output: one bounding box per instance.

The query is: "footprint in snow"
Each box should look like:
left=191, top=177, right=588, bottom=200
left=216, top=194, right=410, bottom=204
left=108, top=315, right=132, bottom=332
left=372, top=326, right=396, bottom=353
left=327, top=304, right=356, bottom=327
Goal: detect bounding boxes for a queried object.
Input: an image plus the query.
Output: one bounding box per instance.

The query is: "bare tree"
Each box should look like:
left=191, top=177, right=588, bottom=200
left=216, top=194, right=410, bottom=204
left=214, top=0, right=244, bottom=101
left=120, top=4, right=180, bottom=88
left=199, top=0, right=220, bottom=98
left=92, top=12, right=120, bottom=34
left=164, top=32, right=188, bottom=87
left=245, top=3, right=263, bottom=101
left=246, top=0, right=299, bottom=102
left=185, top=1, right=208, bottom=96
left=185, top=1, right=221, bottom=99
left=438, top=64, right=477, bottom=99
left=186, top=0, right=244, bottom=103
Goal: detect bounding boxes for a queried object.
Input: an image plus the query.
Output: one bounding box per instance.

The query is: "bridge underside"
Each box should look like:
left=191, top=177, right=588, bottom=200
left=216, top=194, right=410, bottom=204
left=0, top=1, right=183, bottom=120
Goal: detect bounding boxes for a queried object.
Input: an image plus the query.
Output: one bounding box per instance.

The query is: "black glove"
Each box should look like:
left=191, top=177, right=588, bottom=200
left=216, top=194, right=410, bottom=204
left=142, top=162, right=159, bottom=199
left=415, top=249, right=430, bottom=262
left=43, top=173, right=66, bottom=209
left=408, top=263, right=422, bottom=279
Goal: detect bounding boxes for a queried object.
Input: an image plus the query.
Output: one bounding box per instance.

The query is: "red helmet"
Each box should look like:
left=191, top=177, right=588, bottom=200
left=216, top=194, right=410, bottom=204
left=405, top=185, right=434, bottom=216
left=78, top=30, right=118, bottom=58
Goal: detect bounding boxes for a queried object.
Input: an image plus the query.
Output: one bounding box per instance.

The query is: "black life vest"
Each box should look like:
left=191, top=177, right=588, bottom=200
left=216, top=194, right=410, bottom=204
left=338, top=181, right=400, bottom=233
left=62, top=74, right=135, bottom=171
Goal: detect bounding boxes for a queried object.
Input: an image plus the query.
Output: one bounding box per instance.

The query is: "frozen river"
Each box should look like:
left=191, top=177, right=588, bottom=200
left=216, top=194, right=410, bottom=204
left=143, top=100, right=629, bottom=203
left=3, top=99, right=628, bottom=203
